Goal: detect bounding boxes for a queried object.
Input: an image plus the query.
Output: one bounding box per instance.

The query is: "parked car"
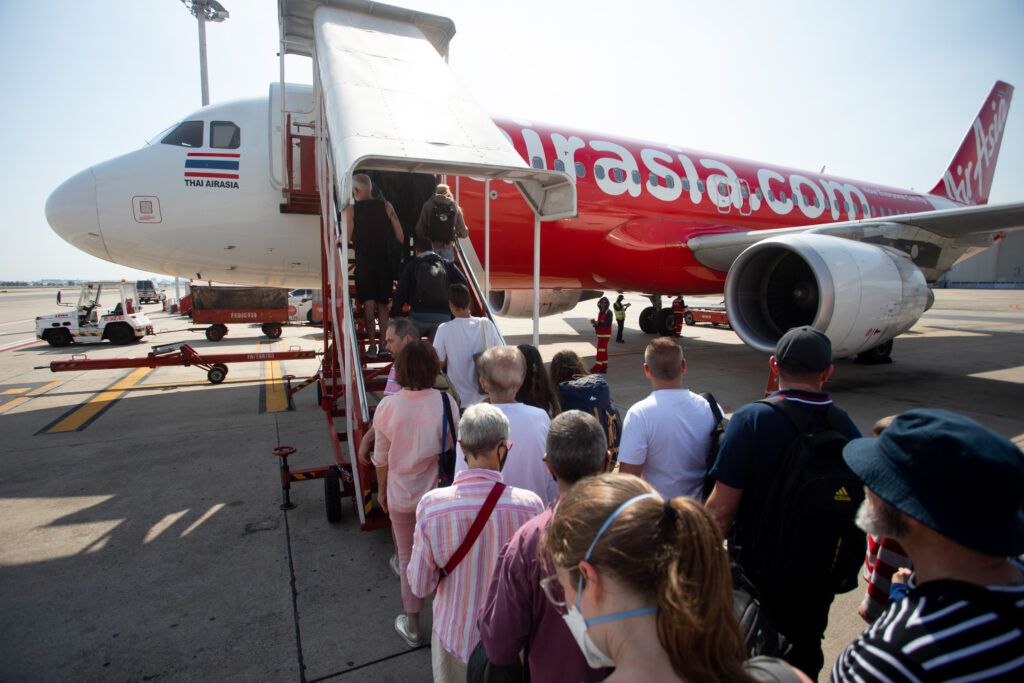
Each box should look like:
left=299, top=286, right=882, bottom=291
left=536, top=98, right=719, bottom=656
left=136, top=279, right=166, bottom=304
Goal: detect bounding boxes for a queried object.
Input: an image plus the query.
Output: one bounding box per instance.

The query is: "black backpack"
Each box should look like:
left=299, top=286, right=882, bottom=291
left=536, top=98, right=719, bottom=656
left=557, top=375, right=622, bottom=460
left=414, top=256, right=449, bottom=309
left=749, top=396, right=865, bottom=594
left=426, top=200, right=458, bottom=243
left=699, top=392, right=728, bottom=501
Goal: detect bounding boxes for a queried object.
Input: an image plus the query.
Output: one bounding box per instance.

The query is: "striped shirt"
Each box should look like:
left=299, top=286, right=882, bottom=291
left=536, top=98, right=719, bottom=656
left=861, top=535, right=914, bottom=622
left=408, top=469, right=543, bottom=662
left=383, top=365, right=400, bottom=396
left=832, top=564, right=1024, bottom=682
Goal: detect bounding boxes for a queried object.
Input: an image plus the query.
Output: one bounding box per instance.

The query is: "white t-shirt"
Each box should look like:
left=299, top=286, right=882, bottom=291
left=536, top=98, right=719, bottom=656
left=617, top=389, right=716, bottom=500
left=454, top=402, right=557, bottom=506
left=433, top=316, right=501, bottom=408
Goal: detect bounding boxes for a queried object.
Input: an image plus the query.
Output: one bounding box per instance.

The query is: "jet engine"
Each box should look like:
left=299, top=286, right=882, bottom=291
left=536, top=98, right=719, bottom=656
left=487, top=289, right=602, bottom=317
left=724, top=234, right=934, bottom=359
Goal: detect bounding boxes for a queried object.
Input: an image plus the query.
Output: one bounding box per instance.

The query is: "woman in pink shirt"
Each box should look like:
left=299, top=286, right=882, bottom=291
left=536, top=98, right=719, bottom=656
left=372, top=340, right=459, bottom=647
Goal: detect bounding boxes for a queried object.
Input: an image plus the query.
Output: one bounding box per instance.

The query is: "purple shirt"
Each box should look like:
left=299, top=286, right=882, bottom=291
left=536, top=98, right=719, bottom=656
left=478, top=503, right=611, bottom=683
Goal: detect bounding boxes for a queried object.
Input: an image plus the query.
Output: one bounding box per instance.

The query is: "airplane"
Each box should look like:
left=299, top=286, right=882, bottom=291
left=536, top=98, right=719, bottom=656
left=43, top=14, right=1023, bottom=364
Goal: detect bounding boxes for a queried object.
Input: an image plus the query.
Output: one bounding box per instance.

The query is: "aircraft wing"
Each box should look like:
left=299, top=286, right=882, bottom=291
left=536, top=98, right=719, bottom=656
left=687, top=201, right=1024, bottom=273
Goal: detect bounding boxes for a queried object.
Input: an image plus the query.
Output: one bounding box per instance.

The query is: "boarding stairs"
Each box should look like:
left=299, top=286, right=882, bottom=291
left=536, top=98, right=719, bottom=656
left=277, top=0, right=577, bottom=530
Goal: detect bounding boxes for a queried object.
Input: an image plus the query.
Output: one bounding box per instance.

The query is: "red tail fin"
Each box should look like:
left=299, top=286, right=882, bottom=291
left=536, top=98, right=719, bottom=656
left=928, top=81, right=1013, bottom=205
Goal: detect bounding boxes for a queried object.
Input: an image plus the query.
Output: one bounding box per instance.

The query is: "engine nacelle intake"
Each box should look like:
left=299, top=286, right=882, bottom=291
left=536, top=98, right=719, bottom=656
left=724, top=234, right=933, bottom=358
left=488, top=289, right=601, bottom=318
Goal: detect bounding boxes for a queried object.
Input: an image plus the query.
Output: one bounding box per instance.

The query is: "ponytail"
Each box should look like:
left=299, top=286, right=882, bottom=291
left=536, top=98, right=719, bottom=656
left=654, top=497, right=752, bottom=682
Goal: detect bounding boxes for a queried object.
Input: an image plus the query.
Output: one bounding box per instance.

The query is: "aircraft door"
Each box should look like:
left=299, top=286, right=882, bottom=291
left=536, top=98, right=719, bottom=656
left=738, top=179, right=752, bottom=216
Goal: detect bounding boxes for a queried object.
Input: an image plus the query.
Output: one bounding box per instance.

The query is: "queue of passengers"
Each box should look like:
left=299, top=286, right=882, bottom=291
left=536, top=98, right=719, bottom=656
left=351, top=174, right=1024, bottom=682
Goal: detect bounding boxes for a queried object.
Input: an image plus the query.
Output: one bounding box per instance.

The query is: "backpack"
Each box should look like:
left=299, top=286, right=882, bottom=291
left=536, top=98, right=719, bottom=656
left=699, top=391, right=728, bottom=501
left=749, top=396, right=865, bottom=594
left=731, top=561, right=788, bottom=658
left=414, top=256, right=449, bottom=309
left=557, top=375, right=622, bottom=460
left=426, top=199, right=458, bottom=243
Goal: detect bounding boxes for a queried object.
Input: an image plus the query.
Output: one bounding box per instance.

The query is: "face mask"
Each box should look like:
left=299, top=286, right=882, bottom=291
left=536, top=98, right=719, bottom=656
left=561, top=493, right=658, bottom=669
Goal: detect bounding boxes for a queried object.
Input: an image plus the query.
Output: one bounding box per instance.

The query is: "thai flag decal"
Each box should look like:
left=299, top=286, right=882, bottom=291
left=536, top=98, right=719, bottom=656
left=184, top=153, right=240, bottom=179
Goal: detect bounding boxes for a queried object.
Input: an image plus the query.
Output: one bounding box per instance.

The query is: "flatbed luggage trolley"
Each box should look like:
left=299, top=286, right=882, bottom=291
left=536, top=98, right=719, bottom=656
left=190, top=285, right=290, bottom=341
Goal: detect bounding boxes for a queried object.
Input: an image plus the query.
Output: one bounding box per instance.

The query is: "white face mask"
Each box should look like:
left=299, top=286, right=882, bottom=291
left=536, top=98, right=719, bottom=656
left=562, top=604, right=615, bottom=669
left=560, top=492, right=659, bottom=669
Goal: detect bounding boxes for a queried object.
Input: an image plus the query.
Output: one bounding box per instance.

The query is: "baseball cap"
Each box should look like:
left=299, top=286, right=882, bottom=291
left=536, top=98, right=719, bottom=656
left=774, top=326, right=832, bottom=373
left=842, top=409, right=1024, bottom=557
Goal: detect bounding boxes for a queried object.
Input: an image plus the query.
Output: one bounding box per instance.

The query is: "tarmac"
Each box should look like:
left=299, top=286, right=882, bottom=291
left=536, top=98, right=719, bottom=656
left=1, top=287, right=1022, bottom=682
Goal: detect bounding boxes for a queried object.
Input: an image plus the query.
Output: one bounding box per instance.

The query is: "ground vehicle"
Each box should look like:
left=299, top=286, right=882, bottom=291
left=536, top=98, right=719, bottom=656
left=136, top=279, right=165, bottom=304
left=191, top=285, right=289, bottom=341
left=683, top=305, right=732, bottom=328
left=288, top=288, right=323, bottom=324
left=36, top=281, right=154, bottom=346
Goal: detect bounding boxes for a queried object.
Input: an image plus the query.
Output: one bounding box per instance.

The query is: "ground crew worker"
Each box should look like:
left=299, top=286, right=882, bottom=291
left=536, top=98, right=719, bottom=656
left=671, top=295, right=685, bottom=336
left=590, top=296, right=613, bottom=373
left=613, top=294, right=630, bottom=342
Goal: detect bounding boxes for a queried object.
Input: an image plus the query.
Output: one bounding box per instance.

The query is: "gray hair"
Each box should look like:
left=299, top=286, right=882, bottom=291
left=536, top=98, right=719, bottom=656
left=459, top=403, right=509, bottom=455
left=545, top=410, right=607, bottom=483
left=479, top=345, right=526, bottom=397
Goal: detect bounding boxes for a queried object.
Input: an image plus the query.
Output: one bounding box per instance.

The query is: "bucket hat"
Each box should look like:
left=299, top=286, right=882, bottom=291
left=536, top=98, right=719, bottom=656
left=842, top=409, right=1024, bottom=556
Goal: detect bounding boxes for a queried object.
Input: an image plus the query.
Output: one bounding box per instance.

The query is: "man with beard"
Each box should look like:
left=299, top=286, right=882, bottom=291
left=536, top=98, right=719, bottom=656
left=833, top=409, right=1024, bottom=682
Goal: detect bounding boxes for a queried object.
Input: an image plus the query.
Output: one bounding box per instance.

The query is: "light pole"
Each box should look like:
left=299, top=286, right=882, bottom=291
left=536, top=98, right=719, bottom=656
left=180, top=0, right=229, bottom=107
left=176, top=1, right=228, bottom=304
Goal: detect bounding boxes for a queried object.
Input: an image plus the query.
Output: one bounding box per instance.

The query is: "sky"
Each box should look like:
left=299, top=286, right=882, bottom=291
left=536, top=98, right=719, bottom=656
left=0, top=0, right=1021, bottom=282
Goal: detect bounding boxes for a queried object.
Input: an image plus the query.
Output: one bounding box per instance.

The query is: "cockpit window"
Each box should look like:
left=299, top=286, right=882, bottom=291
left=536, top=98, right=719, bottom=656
left=161, top=121, right=204, bottom=148
left=210, top=121, right=241, bottom=149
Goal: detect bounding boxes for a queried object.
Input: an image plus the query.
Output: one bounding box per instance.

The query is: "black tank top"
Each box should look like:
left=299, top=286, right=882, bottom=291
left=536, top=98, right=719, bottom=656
left=352, top=199, right=390, bottom=259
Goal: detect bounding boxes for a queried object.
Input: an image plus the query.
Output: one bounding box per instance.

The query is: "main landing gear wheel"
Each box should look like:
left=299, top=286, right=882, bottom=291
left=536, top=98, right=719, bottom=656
left=205, top=324, right=227, bottom=342
left=324, top=468, right=342, bottom=523
left=262, top=323, right=283, bottom=339
left=684, top=312, right=695, bottom=326
left=46, top=328, right=73, bottom=347
left=638, top=307, right=657, bottom=334
left=855, top=339, right=894, bottom=365
left=654, top=308, right=678, bottom=336
left=207, top=363, right=228, bottom=384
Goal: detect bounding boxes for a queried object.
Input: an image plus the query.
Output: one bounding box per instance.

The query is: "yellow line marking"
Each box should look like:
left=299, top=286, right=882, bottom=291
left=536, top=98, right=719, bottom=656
left=46, top=368, right=151, bottom=433
left=2, top=389, right=25, bottom=395
left=0, top=380, right=61, bottom=412
left=263, top=353, right=290, bottom=412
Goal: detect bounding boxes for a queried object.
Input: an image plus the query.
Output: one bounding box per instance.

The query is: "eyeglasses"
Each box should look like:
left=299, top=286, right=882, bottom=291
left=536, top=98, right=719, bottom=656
left=540, top=566, right=573, bottom=612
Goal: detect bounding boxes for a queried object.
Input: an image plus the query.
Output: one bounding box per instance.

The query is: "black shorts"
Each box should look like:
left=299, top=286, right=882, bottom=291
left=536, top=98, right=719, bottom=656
left=354, top=260, right=393, bottom=303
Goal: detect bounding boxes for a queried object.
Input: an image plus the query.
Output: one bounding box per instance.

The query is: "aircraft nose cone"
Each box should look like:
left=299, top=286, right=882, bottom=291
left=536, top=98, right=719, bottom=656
left=45, top=168, right=109, bottom=260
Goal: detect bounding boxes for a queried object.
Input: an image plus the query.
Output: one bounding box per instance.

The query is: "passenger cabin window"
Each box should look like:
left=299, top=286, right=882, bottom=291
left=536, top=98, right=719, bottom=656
left=595, top=165, right=606, bottom=180
left=575, top=161, right=586, bottom=178
left=631, top=170, right=642, bottom=184
left=697, top=180, right=705, bottom=193
left=210, top=121, right=240, bottom=149
left=666, top=176, right=675, bottom=189
left=554, top=159, right=565, bottom=172
left=611, top=168, right=626, bottom=182
left=161, top=120, right=204, bottom=148
left=682, top=178, right=690, bottom=191
left=531, top=156, right=544, bottom=169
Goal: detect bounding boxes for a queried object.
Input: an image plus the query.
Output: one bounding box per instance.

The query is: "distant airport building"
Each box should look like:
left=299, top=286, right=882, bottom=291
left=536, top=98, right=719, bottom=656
left=936, top=231, right=1024, bottom=288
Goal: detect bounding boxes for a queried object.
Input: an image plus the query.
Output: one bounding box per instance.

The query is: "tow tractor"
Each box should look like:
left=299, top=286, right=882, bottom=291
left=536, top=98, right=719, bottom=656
left=36, top=281, right=154, bottom=347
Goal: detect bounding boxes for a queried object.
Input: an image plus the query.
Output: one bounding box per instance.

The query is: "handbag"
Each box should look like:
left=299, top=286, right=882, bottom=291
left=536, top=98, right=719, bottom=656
left=467, top=638, right=527, bottom=683
left=437, top=392, right=458, bottom=487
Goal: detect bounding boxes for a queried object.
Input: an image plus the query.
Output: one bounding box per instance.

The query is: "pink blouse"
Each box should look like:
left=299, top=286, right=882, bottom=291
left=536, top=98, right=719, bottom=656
left=372, top=388, right=459, bottom=512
